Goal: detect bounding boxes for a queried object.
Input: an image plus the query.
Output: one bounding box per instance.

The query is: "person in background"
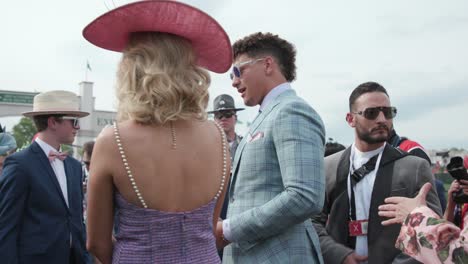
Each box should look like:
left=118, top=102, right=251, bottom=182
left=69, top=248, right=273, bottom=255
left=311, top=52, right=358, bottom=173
left=208, top=94, right=244, bottom=260
left=81, top=141, right=95, bottom=219
left=325, top=141, right=346, bottom=157
left=387, top=129, right=447, bottom=212
left=82, top=141, right=94, bottom=174
left=444, top=179, right=468, bottom=227
left=0, top=125, right=17, bottom=175
left=209, top=94, right=244, bottom=220
left=209, top=94, right=244, bottom=165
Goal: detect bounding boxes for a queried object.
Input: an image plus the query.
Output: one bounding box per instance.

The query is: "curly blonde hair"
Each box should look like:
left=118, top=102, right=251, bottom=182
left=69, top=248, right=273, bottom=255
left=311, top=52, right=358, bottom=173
left=116, top=32, right=211, bottom=124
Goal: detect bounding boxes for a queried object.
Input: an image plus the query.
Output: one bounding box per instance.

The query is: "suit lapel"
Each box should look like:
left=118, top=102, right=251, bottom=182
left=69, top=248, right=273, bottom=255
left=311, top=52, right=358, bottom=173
left=31, top=142, right=70, bottom=211
left=229, top=90, right=291, bottom=197
left=327, top=148, right=352, bottom=244
left=331, top=148, right=351, bottom=206
left=247, top=90, right=293, bottom=134
left=368, top=144, right=399, bottom=244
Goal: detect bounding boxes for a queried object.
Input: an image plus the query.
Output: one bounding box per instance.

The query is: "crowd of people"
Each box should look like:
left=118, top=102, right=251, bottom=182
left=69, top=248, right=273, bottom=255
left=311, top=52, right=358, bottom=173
left=0, top=1, right=467, bottom=263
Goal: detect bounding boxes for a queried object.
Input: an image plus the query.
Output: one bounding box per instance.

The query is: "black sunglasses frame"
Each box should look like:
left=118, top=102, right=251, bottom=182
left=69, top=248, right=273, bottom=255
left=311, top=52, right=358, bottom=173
left=353, top=106, right=397, bottom=120
left=60, top=117, right=80, bottom=128
left=214, top=111, right=236, bottom=119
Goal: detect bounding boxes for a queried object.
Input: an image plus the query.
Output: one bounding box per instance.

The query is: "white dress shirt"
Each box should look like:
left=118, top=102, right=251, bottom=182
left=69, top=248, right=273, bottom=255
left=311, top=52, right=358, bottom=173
left=223, top=82, right=291, bottom=242
left=35, top=137, right=69, bottom=207
left=348, top=143, right=385, bottom=259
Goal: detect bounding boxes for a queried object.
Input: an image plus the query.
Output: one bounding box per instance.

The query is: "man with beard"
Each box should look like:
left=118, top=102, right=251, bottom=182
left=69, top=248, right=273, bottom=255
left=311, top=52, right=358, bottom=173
left=312, top=82, right=441, bottom=264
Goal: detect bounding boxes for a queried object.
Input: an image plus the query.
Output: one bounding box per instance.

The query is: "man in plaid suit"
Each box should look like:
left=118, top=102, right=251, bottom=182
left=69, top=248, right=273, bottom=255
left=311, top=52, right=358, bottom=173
left=215, top=32, right=326, bottom=263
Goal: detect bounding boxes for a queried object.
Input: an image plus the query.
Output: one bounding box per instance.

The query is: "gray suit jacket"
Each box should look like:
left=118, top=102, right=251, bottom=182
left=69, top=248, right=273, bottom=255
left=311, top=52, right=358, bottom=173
left=312, top=145, right=442, bottom=264
left=223, top=89, right=326, bottom=264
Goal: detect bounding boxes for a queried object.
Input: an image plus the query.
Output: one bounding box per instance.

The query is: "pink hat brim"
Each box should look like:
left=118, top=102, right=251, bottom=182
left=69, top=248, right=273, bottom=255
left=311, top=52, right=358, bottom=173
left=83, top=0, right=232, bottom=73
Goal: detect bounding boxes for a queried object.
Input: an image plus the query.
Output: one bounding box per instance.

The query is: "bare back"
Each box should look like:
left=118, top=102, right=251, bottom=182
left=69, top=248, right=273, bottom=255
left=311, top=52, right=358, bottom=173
left=103, top=119, right=229, bottom=212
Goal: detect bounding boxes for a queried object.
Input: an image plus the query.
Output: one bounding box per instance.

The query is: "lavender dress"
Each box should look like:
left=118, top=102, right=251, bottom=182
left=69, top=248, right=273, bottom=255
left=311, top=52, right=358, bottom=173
left=111, top=123, right=227, bottom=263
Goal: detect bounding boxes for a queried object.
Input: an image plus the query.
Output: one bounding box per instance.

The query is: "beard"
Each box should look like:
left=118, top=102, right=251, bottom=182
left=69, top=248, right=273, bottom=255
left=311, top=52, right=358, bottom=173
left=356, top=124, right=391, bottom=144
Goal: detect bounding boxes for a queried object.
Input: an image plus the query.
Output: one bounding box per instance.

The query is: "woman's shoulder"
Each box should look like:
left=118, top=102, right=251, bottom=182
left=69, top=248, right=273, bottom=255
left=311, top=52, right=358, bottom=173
left=94, top=122, right=127, bottom=153
left=96, top=124, right=116, bottom=142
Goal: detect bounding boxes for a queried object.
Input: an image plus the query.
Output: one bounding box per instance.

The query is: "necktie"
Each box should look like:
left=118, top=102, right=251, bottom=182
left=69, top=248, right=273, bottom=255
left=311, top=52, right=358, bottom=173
left=48, top=150, right=67, bottom=161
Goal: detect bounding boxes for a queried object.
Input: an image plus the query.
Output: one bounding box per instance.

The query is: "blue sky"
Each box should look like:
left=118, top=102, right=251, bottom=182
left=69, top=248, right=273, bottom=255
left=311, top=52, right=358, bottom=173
left=1, top=0, right=467, bottom=149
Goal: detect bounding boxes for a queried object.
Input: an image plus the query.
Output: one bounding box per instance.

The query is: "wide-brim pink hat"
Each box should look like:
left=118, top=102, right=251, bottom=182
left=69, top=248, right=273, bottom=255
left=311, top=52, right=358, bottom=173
left=83, top=0, right=232, bottom=73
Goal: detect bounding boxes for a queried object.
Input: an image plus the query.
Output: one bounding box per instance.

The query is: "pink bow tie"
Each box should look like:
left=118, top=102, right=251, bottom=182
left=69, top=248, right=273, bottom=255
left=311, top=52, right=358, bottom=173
left=48, top=150, right=68, bottom=161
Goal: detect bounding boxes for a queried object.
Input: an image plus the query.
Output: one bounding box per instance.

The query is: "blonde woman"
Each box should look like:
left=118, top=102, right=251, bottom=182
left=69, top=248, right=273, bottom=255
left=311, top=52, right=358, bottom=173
left=83, top=1, right=232, bottom=263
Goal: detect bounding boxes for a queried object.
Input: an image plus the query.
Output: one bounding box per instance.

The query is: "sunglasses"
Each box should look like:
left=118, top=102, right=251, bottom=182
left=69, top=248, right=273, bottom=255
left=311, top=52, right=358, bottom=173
left=229, top=58, right=265, bottom=80
left=214, top=111, right=236, bottom=119
left=61, top=117, right=80, bottom=128
left=353, top=106, right=397, bottom=120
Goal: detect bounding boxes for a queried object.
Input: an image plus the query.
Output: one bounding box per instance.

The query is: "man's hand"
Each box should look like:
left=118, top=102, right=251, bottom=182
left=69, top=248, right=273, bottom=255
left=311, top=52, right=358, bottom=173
left=379, top=182, right=432, bottom=226
left=343, top=252, right=368, bottom=264
left=215, top=220, right=230, bottom=249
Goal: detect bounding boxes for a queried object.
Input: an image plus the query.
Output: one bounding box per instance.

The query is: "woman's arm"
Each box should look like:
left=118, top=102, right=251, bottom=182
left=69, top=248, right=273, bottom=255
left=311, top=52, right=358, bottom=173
left=379, top=183, right=468, bottom=263
left=396, top=206, right=466, bottom=264
left=213, top=124, right=232, bottom=249
left=86, top=128, right=115, bottom=264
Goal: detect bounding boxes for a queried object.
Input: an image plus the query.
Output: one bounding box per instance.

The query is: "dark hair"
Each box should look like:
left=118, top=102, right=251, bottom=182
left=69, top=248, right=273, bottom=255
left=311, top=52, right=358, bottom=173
left=349, top=82, right=389, bottom=111
left=232, top=32, right=297, bottom=82
left=32, top=115, right=64, bottom=132
left=325, top=142, right=346, bottom=157
left=83, top=141, right=95, bottom=158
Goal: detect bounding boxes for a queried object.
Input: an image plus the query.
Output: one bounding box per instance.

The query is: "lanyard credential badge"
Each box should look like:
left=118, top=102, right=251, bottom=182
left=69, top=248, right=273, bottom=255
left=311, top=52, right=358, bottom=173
left=348, top=219, right=368, bottom=236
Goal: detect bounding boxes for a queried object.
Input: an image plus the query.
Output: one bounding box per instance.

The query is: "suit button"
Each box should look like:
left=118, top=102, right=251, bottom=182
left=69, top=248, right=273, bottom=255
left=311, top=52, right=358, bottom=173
left=230, top=197, right=235, bottom=203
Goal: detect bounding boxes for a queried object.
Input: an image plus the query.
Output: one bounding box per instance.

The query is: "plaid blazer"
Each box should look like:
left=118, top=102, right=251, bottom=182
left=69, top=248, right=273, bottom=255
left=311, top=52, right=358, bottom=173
left=222, top=89, right=326, bottom=264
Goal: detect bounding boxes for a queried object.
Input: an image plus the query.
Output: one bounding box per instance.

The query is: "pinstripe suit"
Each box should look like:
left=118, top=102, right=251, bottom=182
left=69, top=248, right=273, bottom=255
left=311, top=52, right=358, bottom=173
left=222, top=89, right=326, bottom=263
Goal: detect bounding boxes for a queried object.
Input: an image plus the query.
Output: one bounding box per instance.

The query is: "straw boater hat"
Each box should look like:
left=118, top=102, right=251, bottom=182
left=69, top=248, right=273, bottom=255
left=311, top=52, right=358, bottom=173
left=22, top=90, right=90, bottom=117
left=208, top=94, right=245, bottom=113
left=82, top=0, right=232, bottom=73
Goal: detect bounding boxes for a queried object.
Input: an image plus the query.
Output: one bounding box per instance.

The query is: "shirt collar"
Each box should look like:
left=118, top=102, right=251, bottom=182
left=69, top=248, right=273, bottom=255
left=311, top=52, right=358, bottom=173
left=35, top=137, right=61, bottom=157
left=352, top=142, right=386, bottom=160
left=259, top=82, right=291, bottom=112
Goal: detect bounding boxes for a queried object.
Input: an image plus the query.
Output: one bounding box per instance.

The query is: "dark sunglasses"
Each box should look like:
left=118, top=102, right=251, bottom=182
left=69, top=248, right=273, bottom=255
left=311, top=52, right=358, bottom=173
left=229, top=58, right=265, bottom=80
left=353, top=106, right=397, bottom=120
left=61, top=117, right=80, bottom=128
left=214, top=111, right=236, bottom=119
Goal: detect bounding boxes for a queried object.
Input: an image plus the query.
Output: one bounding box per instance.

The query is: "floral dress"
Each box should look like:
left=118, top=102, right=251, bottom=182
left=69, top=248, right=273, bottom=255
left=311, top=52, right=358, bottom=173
left=397, top=206, right=468, bottom=264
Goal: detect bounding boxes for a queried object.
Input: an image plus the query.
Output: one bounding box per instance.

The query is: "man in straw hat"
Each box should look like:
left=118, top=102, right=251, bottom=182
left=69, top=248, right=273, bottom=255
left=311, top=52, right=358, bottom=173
left=216, top=32, right=325, bottom=263
left=0, top=90, right=89, bottom=264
